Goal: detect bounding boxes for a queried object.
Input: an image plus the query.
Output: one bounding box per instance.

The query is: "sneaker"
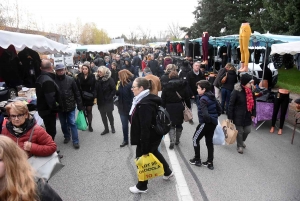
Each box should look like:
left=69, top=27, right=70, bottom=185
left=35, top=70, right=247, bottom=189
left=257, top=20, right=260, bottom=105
left=169, top=143, right=174, bottom=149
left=73, top=143, right=80, bottom=149
left=129, top=185, right=148, bottom=194
left=63, top=138, right=70, bottom=144
left=237, top=147, right=243, bottom=154
left=89, top=126, right=93, bottom=132
left=163, top=171, right=174, bottom=180
left=189, top=158, right=201, bottom=167
left=202, top=161, right=214, bottom=170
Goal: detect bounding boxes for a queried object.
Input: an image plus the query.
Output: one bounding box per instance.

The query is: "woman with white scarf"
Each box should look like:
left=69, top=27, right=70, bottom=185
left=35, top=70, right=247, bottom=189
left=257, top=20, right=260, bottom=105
left=129, top=77, right=174, bottom=194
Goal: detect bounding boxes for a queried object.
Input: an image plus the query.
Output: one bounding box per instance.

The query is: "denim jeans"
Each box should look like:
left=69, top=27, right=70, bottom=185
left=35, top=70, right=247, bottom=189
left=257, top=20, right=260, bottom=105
left=119, top=114, right=130, bottom=142
left=58, top=109, right=79, bottom=144
left=221, top=88, right=232, bottom=113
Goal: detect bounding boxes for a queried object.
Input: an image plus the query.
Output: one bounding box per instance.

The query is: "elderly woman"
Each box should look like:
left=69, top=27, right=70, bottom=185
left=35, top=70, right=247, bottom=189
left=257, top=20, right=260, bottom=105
left=95, top=66, right=116, bottom=135
left=228, top=73, right=256, bottom=154
left=1, top=101, right=57, bottom=157
left=0, top=136, right=62, bottom=201
left=129, top=77, right=173, bottom=194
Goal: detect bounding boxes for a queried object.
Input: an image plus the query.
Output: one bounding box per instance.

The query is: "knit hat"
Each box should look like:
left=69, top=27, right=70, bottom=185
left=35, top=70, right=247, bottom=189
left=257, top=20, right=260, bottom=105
left=240, top=73, right=253, bottom=86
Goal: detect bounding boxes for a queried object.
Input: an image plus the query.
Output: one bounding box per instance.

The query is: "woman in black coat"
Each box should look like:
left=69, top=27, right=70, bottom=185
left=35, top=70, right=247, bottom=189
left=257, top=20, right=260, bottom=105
left=76, top=64, right=96, bottom=132
left=116, top=69, right=134, bottom=147
left=160, top=64, right=177, bottom=90
left=129, top=77, right=173, bottom=194
left=228, top=73, right=256, bottom=154
left=161, top=71, right=191, bottom=149
left=95, top=66, right=116, bottom=135
left=220, top=63, right=237, bottom=113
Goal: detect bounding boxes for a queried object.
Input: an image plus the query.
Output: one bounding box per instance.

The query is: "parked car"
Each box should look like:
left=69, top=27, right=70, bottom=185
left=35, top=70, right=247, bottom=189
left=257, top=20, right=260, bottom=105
left=247, top=62, right=278, bottom=88
left=0, top=82, right=17, bottom=101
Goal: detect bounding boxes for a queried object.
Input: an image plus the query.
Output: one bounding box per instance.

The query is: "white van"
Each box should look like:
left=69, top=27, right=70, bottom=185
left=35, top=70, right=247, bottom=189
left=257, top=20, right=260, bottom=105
left=50, top=52, right=74, bottom=67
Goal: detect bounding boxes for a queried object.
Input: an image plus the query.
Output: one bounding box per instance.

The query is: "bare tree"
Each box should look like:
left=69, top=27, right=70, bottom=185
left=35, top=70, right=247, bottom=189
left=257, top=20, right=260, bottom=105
left=167, top=22, right=184, bottom=40
left=127, top=29, right=139, bottom=44
left=137, top=26, right=151, bottom=44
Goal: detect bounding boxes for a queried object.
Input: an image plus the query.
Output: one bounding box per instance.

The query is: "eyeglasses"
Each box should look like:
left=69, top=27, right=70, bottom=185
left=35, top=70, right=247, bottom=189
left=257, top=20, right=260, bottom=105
left=9, top=114, right=25, bottom=120
left=131, top=86, right=138, bottom=89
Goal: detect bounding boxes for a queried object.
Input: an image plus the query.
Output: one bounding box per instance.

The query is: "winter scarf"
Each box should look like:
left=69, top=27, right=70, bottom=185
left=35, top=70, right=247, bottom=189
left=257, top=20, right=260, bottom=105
left=242, top=85, right=254, bottom=112
left=129, top=89, right=150, bottom=115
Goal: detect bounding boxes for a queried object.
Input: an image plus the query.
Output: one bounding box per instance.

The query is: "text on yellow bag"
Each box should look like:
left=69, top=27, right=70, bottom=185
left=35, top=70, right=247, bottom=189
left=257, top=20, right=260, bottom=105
left=135, top=153, right=164, bottom=181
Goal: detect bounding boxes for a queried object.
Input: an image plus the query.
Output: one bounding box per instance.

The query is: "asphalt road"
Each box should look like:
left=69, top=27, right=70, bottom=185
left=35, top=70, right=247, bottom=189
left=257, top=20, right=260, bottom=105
left=49, top=102, right=300, bottom=201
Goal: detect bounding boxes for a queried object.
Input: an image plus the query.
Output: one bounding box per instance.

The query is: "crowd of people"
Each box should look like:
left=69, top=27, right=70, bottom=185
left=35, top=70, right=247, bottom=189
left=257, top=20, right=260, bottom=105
left=0, top=47, right=258, bottom=197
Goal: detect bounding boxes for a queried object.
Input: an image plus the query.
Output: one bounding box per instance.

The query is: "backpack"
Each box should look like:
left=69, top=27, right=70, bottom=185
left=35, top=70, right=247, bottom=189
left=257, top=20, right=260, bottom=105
left=151, top=106, right=172, bottom=135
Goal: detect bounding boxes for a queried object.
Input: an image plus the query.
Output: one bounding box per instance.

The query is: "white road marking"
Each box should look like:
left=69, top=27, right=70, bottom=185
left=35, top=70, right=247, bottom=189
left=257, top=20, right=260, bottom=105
left=164, top=135, right=194, bottom=201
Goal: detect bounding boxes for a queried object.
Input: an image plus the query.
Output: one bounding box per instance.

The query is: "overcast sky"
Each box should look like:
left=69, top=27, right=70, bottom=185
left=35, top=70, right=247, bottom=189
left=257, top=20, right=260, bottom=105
left=18, top=0, right=197, bottom=38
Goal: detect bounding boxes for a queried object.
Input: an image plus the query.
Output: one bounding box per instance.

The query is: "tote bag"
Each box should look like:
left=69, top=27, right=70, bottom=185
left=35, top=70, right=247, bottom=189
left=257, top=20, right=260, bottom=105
left=176, top=92, right=193, bottom=122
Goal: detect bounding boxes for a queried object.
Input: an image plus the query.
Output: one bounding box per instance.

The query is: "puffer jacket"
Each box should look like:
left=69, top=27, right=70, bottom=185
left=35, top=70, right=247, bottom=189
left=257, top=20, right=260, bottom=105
left=198, top=91, right=222, bottom=125
left=227, top=83, right=256, bottom=126
left=2, top=117, right=57, bottom=157
left=95, top=69, right=116, bottom=112
left=55, top=75, right=83, bottom=112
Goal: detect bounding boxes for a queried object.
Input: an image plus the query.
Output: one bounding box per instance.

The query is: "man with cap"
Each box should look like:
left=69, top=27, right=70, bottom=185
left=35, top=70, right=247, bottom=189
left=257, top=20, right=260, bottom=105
left=55, top=64, right=83, bottom=149
left=35, top=59, right=62, bottom=140
left=227, top=73, right=256, bottom=154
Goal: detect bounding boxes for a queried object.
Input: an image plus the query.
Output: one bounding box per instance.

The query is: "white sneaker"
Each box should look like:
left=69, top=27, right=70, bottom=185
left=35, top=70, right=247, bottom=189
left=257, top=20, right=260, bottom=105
left=163, top=171, right=174, bottom=180
left=129, top=185, right=148, bottom=194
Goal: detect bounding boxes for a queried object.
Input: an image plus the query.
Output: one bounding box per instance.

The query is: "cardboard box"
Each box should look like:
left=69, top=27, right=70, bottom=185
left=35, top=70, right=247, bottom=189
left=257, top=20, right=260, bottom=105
left=18, top=88, right=36, bottom=99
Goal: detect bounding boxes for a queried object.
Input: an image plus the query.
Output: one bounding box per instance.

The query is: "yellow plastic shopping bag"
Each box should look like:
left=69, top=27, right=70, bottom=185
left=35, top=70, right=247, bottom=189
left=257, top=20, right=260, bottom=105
left=135, top=153, right=164, bottom=181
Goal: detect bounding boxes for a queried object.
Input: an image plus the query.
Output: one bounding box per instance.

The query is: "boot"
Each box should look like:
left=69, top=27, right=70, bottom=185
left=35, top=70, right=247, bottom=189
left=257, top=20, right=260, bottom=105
left=169, top=127, right=175, bottom=149
left=238, top=62, right=244, bottom=72
left=111, top=125, right=115, bottom=133
left=89, top=125, right=93, bottom=132
left=175, top=128, right=183, bottom=145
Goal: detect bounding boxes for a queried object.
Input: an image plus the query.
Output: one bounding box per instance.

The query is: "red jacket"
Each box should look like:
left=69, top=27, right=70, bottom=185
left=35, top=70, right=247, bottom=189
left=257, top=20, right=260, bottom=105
left=142, top=60, right=147, bottom=70
left=170, top=44, right=173, bottom=52
left=2, top=124, right=57, bottom=157
left=177, top=44, right=183, bottom=53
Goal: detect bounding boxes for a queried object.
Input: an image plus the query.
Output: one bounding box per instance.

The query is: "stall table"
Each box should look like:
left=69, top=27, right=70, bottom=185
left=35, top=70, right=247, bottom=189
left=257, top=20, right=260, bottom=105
left=253, top=101, right=288, bottom=130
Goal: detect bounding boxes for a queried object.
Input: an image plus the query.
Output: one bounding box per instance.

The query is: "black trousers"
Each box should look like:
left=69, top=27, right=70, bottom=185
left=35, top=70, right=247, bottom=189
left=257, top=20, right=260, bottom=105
left=271, top=93, right=289, bottom=129
left=41, top=113, right=57, bottom=140
left=99, top=110, right=114, bottom=130
left=135, top=140, right=172, bottom=190
left=192, top=122, right=216, bottom=163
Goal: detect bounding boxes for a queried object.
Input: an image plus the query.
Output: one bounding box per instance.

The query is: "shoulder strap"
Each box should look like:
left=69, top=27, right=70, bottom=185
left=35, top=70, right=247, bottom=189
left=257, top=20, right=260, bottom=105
left=28, top=126, right=36, bottom=142
left=176, top=91, right=182, bottom=99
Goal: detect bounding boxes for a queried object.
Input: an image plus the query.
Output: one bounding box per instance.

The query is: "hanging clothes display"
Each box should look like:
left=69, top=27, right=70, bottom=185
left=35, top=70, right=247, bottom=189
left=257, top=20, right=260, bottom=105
left=18, top=47, right=41, bottom=88
left=172, top=43, right=177, bottom=55
left=272, top=54, right=283, bottom=69
left=219, top=45, right=227, bottom=67
left=254, top=50, right=261, bottom=64
left=194, top=42, right=201, bottom=57
left=170, top=44, right=173, bottom=53
left=202, top=32, right=209, bottom=64
left=0, top=45, right=24, bottom=88
left=167, top=41, right=170, bottom=53
left=227, top=43, right=232, bottom=62
left=185, top=37, right=190, bottom=57
left=238, top=22, right=252, bottom=72
left=176, top=43, right=183, bottom=56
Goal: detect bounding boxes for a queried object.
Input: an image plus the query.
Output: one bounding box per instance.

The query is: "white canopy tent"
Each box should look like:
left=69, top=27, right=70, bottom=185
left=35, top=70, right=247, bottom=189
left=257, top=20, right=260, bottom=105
left=0, top=30, right=68, bottom=54
left=270, top=41, right=300, bottom=55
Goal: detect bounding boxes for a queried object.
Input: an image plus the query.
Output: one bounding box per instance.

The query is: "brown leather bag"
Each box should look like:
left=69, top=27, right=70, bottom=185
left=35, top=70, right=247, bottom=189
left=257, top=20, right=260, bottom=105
left=221, top=73, right=227, bottom=84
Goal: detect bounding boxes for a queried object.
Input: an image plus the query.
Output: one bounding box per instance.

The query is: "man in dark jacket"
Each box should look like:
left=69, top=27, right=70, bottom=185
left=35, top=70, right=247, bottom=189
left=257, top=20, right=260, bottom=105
left=94, top=54, right=104, bottom=67
left=55, top=64, right=83, bottom=149
left=131, top=51, right=141, bottom=72
left=115, top=54, right=124, bottom=70
left=122, top=58, right=137, bottom=78
left=147, top=54, right=159, bottom=76
left=35, top=59, right=61, bottom=140
left=186, top=61, right=206, bottom=123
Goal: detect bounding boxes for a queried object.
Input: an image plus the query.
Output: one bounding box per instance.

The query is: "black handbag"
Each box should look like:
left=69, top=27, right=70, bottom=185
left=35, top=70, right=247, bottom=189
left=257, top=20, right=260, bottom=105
left=82, top=91, right=94, bottom=100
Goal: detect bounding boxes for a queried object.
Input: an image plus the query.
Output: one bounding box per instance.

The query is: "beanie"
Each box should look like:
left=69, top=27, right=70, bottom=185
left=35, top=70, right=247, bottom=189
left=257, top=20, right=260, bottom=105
left=240, top=73, right=253, bottom=86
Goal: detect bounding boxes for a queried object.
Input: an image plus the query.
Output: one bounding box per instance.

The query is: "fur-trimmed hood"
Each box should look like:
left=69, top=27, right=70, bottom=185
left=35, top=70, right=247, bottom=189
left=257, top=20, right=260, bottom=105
left=95, top=68, right=111, bottom=81
left=234, top=83, right=242, bottom=91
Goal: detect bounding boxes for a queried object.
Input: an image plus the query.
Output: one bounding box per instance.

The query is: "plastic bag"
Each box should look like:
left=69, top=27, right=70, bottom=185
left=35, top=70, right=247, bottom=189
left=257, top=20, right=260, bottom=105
left=135, top=153, right=164, bottom=181
left=213, top=120, right=225, bottom=145
left=75, top=111, right=88, bottom=131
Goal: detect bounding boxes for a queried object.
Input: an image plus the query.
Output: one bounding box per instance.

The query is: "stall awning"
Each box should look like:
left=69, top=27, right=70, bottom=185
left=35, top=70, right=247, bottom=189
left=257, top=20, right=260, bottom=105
left=270, top=41, right=300, bottom=55
left=0, top=30, right=68, bottom=54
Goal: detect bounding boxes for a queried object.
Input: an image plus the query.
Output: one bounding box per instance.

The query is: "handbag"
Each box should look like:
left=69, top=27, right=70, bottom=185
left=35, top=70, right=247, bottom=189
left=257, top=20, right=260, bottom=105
left=176, top=91, right=193, bottom=122
left=221, top=119, right=238, bottom=145
left=82, top=91, right=94, bottom=100
left=135, top=153, right=164, bottom=181
left=27, top=126, right=65, bottom=181
left=221, top=72, right=227, bottom=84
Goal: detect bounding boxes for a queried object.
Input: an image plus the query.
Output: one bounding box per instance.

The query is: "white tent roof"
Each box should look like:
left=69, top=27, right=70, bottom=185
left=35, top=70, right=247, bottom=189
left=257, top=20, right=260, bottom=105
left=270, top=41, right=300, bottom=55
left=0, top=30, right=68, bottom=54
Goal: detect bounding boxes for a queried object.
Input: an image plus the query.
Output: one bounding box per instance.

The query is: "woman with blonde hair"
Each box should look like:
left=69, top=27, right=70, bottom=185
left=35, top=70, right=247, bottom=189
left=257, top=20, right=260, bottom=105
left=2, top=101, right=57, bottom=157
left=116, top=69, right=134, bottom=147
left=0, top=136, right=62, bottom=201
left=160, top=64, right=177, bottom=89
left=95, top=66, right=116, bottom=135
